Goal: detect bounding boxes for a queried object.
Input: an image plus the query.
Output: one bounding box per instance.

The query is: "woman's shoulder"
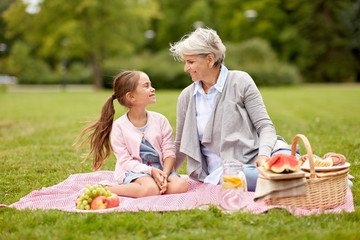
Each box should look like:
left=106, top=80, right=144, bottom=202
left=227, top=70, right=253, bottom=82
left=226, top=70, right=256, bottom=88
left=179, top=83, right=195, bottom=98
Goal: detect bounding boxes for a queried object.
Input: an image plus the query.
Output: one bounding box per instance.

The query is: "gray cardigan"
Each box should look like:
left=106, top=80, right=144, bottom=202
left=174, top=70, right=290, bottom=182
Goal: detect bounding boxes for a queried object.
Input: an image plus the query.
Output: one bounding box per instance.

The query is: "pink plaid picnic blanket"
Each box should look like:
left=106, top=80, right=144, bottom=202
left=2, top=171, right=354, bottom=216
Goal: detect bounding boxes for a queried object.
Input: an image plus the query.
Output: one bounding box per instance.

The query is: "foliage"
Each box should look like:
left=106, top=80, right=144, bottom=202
left=293, top=0, right=358, bottom=82
left=1, top=0, right=359, bottom=86
left=212, top=0, right=359, bottom=82
left=104, top=50, right=190, bottom=89
left=2, top=0, right=160, bottom=88
left=102, top=40, right=300, bottom=89
left=6, top=41, right=58, bottom=84
left=0, top=87, right=360, bottom=239
left=226, top=39, right=301, bottom=86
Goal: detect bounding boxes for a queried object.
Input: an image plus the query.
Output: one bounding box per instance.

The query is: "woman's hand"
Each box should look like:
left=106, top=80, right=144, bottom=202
left=151, top=168, right=168, bottom=194
left=255, top=155, right=268, bottom=167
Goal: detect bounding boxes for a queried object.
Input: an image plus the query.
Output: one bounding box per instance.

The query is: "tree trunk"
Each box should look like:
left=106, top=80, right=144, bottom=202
left=89, top=54, right=103, bottom=89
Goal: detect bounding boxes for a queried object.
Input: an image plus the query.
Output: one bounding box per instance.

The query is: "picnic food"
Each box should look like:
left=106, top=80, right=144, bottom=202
left=299, top=152, right=347, bottom=168
left=323, top=152, right=346, bottom=166
left=302, top=157, right=333, bottom=168
left=75, top=184, right=120, bottom=210
left=298, top=154, right=322, bottom=164
left=262, top=153, right=301, bottom=173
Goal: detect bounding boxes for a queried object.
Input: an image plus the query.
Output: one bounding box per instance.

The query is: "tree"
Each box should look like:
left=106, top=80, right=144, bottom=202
left=3, top=0, right=159, bottom=88
left=293, top=0, right=358, bottom=82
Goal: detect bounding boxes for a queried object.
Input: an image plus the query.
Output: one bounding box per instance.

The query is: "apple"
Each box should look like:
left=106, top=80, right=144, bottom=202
left=75, top=194, right=81, bottom=207
left=107, top=193, right=120, bottom=208
left=90, top=195, right=110, bottom=210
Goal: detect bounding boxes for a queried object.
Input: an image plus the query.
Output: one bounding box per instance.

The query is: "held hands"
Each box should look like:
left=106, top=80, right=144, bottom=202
left=151, top=167, right=168, bottom=194
left=255, top=155, right=269, bottom=167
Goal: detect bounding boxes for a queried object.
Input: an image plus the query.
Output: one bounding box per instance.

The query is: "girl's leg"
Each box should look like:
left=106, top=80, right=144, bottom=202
left=165, top=176, right=189, bottom=194
left=107, top=176, right=160, bottom=198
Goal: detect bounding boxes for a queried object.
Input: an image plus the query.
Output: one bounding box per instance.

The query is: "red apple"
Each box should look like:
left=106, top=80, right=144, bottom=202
left=107, top=193, right=120, bottom=208
left=75, top=194, right=81, bottom=207
left=90, top=195, right=109, bottom=210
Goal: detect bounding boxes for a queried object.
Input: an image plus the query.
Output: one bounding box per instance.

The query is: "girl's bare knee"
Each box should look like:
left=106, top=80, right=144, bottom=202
left=169, top=177, right=189, bottom=194
left=138, top=184, right=160, bottom=197
left=178, top=179, right=189, bottom=193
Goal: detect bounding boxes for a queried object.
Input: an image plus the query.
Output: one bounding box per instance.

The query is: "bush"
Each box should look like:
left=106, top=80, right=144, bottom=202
left=225, top=38, right=302, bottom=86
left=67, top=62, right=92, bottom=84
left=104, top=50, right=191, bottom=89
left=104, top=38, right=302, bottom=88
left=6, top=41, right=59, bottom=84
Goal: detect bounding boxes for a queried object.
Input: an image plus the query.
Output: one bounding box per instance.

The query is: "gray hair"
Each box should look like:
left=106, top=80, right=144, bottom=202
left=169, top=27, right=226, bottom=67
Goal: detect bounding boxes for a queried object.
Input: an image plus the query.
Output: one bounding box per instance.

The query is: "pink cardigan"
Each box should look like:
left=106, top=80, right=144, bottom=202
left=110, top=111, right=176, bottom=183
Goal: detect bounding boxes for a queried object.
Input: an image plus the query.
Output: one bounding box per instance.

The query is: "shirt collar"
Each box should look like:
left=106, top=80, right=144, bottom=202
left=193, top=64, right=228, bottom=95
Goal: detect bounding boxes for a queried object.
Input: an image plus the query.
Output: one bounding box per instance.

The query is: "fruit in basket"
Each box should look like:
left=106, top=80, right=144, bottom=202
left=75, top=184, right=119, bottom=210
left=262, top=154, right=301, bottom=173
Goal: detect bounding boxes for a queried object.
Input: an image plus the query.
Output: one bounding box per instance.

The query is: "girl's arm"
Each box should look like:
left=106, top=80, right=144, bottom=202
left=111, top=123, right=152, bottom=176
left=162, top=157, right=175, bottom=177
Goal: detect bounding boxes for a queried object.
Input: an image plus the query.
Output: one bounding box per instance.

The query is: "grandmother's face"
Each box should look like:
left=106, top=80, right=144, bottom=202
left=182, top=54, right=212, bottom=82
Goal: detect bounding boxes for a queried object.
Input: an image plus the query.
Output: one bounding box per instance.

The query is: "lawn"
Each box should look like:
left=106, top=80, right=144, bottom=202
left=0, top=85, right=359, bottom=239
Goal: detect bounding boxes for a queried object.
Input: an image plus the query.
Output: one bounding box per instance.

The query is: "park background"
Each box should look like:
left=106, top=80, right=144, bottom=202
left=0, top=0, right=359, bottom=88
left=1, top=0, right=360, bottom=239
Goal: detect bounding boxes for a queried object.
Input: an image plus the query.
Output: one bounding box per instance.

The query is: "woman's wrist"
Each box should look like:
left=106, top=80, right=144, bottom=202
left=255, top=155, right=268, bottom=167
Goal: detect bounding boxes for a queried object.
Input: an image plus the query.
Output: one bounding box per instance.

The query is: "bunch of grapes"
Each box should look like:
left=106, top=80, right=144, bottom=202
left=75, top=184, right=112, bottom=210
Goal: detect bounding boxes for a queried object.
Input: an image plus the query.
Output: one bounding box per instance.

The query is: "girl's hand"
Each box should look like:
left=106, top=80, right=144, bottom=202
left=151, top=168, right=167, bottom=194
left=255, top=155, right=268, bottom=167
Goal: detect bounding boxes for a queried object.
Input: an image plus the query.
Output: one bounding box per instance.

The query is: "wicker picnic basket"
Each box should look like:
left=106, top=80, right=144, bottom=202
left=265, top=134, right=349, bottom=210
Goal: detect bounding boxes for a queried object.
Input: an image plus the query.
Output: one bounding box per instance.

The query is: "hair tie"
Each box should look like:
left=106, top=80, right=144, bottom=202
left=112, top=94, right=116, bottom=100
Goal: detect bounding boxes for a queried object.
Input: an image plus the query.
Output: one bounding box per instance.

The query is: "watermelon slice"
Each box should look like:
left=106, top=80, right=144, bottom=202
left=262, top=154, right=280, bottom=169
left=263, top=153, right=301, bottom=173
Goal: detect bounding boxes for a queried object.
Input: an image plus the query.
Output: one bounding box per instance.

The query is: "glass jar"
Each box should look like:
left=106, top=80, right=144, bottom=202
left=219, top=160, right=248, bottom=211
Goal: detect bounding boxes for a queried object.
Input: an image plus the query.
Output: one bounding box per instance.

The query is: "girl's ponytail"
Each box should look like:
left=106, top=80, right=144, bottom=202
left=75, top=70, right=141, bottom=171
left=75, top=95, right=116, bottom=171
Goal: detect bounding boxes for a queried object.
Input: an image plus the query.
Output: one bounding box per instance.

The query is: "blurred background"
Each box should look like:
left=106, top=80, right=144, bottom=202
left=0, top=0, right=359, bottom=89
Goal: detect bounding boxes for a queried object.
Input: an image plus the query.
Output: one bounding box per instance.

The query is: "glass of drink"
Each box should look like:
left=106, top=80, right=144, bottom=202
left=219, top=160, right=248, bottom=211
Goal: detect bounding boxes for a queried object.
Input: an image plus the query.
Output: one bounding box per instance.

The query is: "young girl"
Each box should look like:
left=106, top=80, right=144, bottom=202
left=76, top=70, right=189, bottom=197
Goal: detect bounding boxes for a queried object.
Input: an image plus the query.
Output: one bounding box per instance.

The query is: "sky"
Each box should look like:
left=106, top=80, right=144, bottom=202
left=23, top=0, right=43, bottom=14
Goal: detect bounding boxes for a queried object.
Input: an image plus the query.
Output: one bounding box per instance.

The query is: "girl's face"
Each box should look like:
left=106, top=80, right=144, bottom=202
left=130, top=73, right=156, bottom=107
left=182, top=54, right=213, bottom=82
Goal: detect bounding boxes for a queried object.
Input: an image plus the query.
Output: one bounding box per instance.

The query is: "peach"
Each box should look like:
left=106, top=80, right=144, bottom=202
left=90, top=195, right=109, bottom=210
left=107, top=193, right=120, bottom=208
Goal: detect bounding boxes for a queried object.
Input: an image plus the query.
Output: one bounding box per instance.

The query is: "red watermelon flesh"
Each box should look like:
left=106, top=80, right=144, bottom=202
left=263, top=154, right=280, bottom=170
left=269, top=155, right=288, bottom=173
left=267, top=154, right=301, bottom=173
left=285, top=155, right=301, bottom=171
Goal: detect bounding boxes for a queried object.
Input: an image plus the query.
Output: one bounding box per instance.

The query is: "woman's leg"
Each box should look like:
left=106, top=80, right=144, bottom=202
left=107, top=176, right=160, bottom=198
left=165, top=176, right=189, bottom=194
left=272, top=149, right=301, bottom=157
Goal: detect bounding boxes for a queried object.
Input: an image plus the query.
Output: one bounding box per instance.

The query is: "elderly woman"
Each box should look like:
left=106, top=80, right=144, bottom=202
left=169, top=27, right=293, bottom=191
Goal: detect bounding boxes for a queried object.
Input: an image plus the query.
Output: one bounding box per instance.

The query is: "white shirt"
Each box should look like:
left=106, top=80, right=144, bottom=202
left=194, top=65, right=229, bottom=184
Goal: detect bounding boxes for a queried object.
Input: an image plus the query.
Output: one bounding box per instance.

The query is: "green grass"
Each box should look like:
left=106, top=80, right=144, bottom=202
left=1, top=85, right=360, bottom=239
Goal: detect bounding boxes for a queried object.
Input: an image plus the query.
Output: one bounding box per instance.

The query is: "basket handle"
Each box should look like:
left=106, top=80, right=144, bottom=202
left=291, top=134, right=316, bottom=178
